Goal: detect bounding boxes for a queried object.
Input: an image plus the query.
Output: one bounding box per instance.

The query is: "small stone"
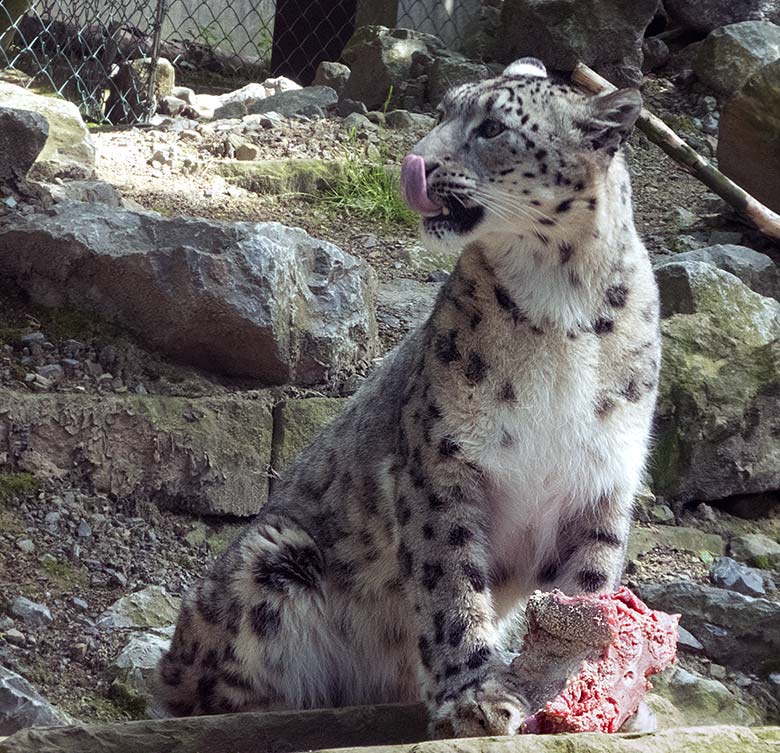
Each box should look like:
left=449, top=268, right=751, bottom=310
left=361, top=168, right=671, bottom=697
left=77, top=519, right=92, bottom=538
left=71, top=597, right=88, bottom=611
left=677, top=625, right=704, bottom=653
left=4, top=628, right=26, bottom=646
left=15, top=539, right=35, bottom=554
left=35, top=364, right=63, bottom=381
left=341, top=112, right=376, bottom=132
left=234, top=143, right=259, bottom=161
left=710, top=556, right=766, bottom=597
left=337, top=98, right=368, bottom=117
left=709, top=664, right=727, bottom=680
left=19, top=332, right=45, bottom=345
left=10, top=596, right=52, bottom=627
left=106, top=568, right=128, bottom=588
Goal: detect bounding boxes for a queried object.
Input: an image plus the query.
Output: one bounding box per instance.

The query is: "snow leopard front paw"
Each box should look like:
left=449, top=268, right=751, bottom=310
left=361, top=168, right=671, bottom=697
left=430, top=675, right=530, bottom=738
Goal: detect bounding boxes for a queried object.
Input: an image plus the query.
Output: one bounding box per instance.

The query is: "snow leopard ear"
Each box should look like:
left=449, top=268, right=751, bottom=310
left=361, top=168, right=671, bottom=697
left=580, top=89, right=642, bottom=155
left=503, top=58, right=547, bottom=78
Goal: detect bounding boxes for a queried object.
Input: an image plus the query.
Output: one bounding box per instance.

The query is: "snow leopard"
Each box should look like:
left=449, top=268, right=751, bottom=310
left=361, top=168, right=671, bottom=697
left=156, top=57, right=661, bottom=738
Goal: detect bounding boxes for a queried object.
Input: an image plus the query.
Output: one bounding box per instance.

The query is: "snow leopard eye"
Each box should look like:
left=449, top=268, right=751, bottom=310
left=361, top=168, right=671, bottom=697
left=476, top=119, right=506, bottom=139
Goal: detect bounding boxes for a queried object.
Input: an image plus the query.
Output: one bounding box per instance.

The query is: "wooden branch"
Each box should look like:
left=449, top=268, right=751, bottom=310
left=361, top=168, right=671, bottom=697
left=572, top=62, right=780, bottom=241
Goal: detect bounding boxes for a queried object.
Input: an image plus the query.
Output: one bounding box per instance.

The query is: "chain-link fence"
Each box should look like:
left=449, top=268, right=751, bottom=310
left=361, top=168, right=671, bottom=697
left=0, top=0, right=483, bottom=124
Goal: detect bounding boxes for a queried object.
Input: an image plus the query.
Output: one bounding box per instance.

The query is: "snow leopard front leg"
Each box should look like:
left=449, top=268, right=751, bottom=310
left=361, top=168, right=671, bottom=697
left=395, top=449, right=529, bottom=738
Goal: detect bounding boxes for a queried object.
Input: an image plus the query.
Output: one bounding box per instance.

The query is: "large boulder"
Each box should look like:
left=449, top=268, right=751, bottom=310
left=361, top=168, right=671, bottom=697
left=246, top=86, right=338, bottom=118
left=341, top=26, right=444, bottom=110
left=0, top=665, right=70, bottom=735
left=97, top=586, right=180, bottom=629
left=669, top=244, right=780, bottom=300
left=638, top=580, right=780, bottom=674
left=694, top=21, right=780, bottom=98
left=109, top=630, right=171, bottom=717
left=718, top=58, right=780, bottom=215
left=312, top=62, right=351, bottom=99
left=496, top=0, right=659, bottom=86
left=0, top=392, right=273, bottom=516
left=652, top=261, right=780, bottom=503
left=0, top=83, right=95, bottom=180
left=665, top=0, right=780, bottom=34
left=0, top=202, right=377, bottom=384
left=0, top=107, right=48, bottom=187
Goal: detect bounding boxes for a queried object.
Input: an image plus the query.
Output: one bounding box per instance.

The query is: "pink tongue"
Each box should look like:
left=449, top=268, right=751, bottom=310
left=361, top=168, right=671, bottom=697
left=400, top=154, right=443, bottom=216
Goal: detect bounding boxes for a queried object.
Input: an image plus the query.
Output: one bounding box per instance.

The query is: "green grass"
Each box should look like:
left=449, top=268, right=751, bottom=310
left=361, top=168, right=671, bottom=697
left=324, top=154, right=418, bottom=227
left=0, top=472, right=38, bottom=502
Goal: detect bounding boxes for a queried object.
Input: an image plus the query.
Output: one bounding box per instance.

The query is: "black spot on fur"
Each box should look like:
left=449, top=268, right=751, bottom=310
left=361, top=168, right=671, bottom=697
left=422, top=561, right=445, bottom=591
left=448, top=525, right=472, bottom=546
left=606, top=284, right=628, bottom=308
left=467, top=646, right=491, bottom=670
left=398, top=542, right=414, bottom=576
left=555, top=198, right=573, bottom=213
left=596, top=395, right=616, bottom=418
left=462, top=562, right=486, bottom=592
left=249, top=602, right=281, bottom=638
left=252, top=543, right=324, bottom=592
left=592, top=318, right=614, bottom=335
left=449, top=617, right=467, bottom=647
left=578, top=569, right=609, bottom=592
left=439, top=436, right=460, bottom=457
left=418, top=635, right=432, bottom=670
left=196, top=675, right=218, bottom=712
left=396, top=497, right=412, bottom=525
left=444, top=663, right=461, bottom=678
left=499, top=381, right=516, bottom=402
left=422, top=523, right=436, bottom=540
left=591, top=530, right=622, bottom=547
left=434, top=330, right=460, bottom=364
left=464, top=352, right=488, bottom=384
left=429, top=492, right=445, bottom=511
left=538, top=217, right=556, bottom=226
left=538, top=561, right=559, bottom=582
left=160, top=656, right=183, bottom=686
left=622, top=379, right=642, bottom=402
left=433, top=611, right=445, bottom=644
left=588, top=198, right=598, bottom=210
left=202, top=648, right=220, bottom=669
left=494, top=285, right=525, bottom=324
left=221, top=669, right=254, bottom=691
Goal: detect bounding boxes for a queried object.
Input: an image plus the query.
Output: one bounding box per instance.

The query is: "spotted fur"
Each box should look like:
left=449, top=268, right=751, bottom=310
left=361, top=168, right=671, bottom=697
left=156, top=59, right=660, bottom=738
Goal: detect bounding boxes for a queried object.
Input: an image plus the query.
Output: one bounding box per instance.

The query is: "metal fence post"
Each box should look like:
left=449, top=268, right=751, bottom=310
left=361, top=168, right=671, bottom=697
left=145, top=0, right=167, bottom=122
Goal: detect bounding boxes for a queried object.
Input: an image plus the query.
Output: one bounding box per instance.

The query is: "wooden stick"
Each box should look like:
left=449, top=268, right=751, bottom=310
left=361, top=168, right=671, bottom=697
left=571, top=62, right=780, bottom=241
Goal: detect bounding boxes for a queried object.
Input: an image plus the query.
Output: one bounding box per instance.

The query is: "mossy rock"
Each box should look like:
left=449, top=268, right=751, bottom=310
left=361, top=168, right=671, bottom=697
left=651, top=262, right=780, bottom=503
left=216, top=159, right=348, bottom=195
left=271, top=397, right=347, bottom=475
left=627, top=524, right=725, bottom=561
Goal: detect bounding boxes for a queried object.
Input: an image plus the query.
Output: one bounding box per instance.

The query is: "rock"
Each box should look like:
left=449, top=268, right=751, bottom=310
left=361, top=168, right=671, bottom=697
left=0, top=392, right=273, bottom=517
left=216, top=158, right=348, bottom=196
left=496, top=0, right=659, bottom=86
left=627, top=525, right=725, bottom=561
left=136, top=57, right=175, bottom=99
left=338, top=98, right=368, bottom=117
left=694, top=21, right=780, bottom=98
left=109, top=631, right=171, bottom=716
left=271, top=398, right=347, bottom=475
left=3, top=629, right=25, bottom=647
left=2, top=711, right=780, bottom=752
left=642, top=37, right=671, bottom=72
left=638, top=580, right=780, bottom=673
left=651, top=666, right=760, bottom=726
left=427, top=54, right=491, bottom=105
left=342, top=26, right=445, bottom=110
left=377, top=279, right=441, bottom=333
left=668, top=244, right=780, bottom=300
left=313, top=62, right=351, bottom=98
left=651, top=261, right=780, bottom=503
left=0, top=202, right=377, bottom=384
left=710, top=664, right=728, bottom=680
left=36, top=178, right=124, bottom=208
left=385, top=110, right=436, bottom=130
left=730, top=533, right=780, bottom=568
left=14, top=540, right=34, bottom=554
left=0, top=664, right=70, bottom=735
left=676, top=626, right=705, bottom=653
left=0, top=83, right=95, bottom=180
left=0, top=108, right=49, bottom=187
left=76, top=519, right=92, bottom=538
left=341, top=112, right=377, bottom=132
left=234, top=143, right=260, bottom=161
left=97, top=586, right=180, bottom=629
left=649, top=504, right=675, bottom=524
left=212, top=100, right=248, bottom=120
left=246, top=86, right=338, bottom=118
left=718, top=58, right=780, bottom=215
left=665, top=0, right=780, bottom=34
left=9, top=598, right=51, bottom=628
left=710, top=556, right=767, bottom=597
